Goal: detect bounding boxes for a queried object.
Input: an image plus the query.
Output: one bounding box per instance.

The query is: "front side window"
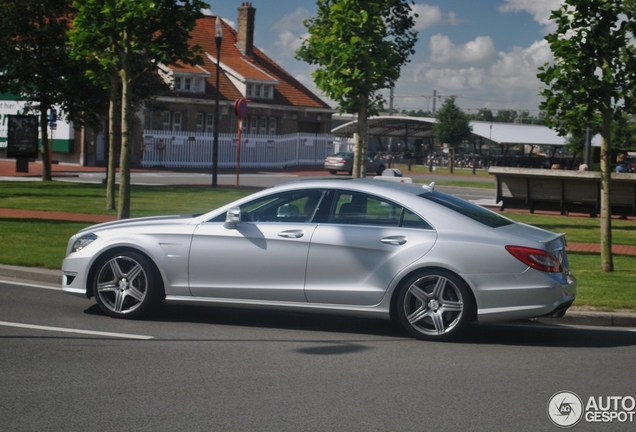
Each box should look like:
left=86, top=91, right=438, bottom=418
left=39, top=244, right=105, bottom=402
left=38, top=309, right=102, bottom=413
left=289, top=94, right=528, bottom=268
left=211, top=189, right=327, bottom=223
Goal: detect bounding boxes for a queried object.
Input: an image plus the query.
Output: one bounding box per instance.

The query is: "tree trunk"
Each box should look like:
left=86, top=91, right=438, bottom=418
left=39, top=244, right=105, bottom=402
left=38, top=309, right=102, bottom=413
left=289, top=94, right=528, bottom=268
left=117, top=41, right=132, bottom=219
left=353, top=91, right=369, bottom=178
left=599, top=106, right=613, bottom=272
left=106, top=73, right=118, bottom=211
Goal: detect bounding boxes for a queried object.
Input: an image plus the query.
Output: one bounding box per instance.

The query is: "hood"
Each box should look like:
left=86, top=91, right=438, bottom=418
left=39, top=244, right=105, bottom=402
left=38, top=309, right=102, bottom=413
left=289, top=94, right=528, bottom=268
left=78, top=214, right=198, bottom=234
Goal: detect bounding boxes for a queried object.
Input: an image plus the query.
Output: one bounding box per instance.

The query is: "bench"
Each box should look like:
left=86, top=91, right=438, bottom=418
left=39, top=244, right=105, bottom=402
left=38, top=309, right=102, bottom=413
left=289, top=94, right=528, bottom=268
left=489, top=167, right=636, bottom=216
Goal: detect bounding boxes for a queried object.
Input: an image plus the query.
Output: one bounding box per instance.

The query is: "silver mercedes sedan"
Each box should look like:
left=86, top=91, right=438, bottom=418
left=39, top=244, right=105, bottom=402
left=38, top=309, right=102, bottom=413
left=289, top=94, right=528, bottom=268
left=62, top=178, right=576, bottom=341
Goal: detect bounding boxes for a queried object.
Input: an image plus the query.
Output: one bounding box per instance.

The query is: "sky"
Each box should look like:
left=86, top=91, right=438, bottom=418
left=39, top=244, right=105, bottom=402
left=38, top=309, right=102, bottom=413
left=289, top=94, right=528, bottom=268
left=206, top=0, right=564, bottom=116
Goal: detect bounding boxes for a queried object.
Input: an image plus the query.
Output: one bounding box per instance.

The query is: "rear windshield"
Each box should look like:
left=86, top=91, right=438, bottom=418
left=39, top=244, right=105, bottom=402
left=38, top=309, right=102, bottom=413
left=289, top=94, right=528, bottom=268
left=420, top=191, right=513, bottom=228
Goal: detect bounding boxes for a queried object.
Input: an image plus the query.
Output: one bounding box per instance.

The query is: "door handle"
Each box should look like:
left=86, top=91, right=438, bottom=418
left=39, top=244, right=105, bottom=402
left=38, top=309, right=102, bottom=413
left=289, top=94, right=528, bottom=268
left=381, top=236, right=407, bottom=245
left=278, top=230, right=304, bottom=239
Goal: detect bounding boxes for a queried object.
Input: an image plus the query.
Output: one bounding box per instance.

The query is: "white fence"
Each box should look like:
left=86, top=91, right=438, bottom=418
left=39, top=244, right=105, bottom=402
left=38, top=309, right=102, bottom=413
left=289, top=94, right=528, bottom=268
left=141, top=131, right=354, bottom=169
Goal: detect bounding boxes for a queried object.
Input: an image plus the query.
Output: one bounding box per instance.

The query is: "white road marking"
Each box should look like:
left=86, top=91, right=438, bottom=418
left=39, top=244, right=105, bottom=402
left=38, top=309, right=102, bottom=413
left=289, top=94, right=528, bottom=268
left=0, top=279, right=60, bottom=290
left=0, top=321, right=154, bottom=339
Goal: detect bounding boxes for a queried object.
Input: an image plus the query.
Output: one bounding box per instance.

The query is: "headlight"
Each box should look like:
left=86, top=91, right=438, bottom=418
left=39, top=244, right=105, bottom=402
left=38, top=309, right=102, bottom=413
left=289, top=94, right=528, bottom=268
left=71, top=233, right=98, bottom=252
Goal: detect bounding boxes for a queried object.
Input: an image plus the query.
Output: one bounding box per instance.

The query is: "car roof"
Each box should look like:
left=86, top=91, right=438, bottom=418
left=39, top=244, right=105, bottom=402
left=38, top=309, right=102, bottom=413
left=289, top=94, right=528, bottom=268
left=271, top=177, right=429, bottom=196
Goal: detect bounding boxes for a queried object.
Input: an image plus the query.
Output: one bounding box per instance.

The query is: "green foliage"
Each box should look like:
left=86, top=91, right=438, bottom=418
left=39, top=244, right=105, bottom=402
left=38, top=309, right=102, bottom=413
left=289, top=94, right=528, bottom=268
left=0, top=0, right=108, bottom=175
left=433, top=98, right=472, bottom=147
left=296, top=0, right=417, bottom=116
left=68, top=0, right=208, bottom=218
left=537, top=0, right=636, bottom=135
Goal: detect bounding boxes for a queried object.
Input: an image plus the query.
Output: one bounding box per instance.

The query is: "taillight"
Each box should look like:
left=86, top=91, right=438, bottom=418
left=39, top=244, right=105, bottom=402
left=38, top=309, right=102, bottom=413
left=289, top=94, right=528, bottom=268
left=505, top=245, right=562, bottom=273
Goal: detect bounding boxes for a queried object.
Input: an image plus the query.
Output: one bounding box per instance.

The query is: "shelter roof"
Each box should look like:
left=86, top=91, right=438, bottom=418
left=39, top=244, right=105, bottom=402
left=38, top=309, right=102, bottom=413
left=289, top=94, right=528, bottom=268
left=332, top=116, right=569, bottom=146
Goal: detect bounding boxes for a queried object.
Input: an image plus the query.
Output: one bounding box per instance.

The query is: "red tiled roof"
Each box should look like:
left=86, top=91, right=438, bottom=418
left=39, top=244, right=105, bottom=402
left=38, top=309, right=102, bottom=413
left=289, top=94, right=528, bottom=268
left=167, top=15, right=332, bottom=110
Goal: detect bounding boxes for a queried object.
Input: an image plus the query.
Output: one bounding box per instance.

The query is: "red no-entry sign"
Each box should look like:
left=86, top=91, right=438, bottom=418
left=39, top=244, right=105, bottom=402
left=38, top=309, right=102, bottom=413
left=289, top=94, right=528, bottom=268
left=234, top=98, right=248, bottom=119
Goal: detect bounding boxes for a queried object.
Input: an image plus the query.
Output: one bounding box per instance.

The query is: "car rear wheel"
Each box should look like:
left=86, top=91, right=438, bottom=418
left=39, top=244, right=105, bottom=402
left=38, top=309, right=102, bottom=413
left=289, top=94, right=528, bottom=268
left=329, top=170, right=338, bottom=175
left=396, top=270, right=475, bottom=341
left=376, top=165, right=385, bottom=175
left=93, top=251, right=161, bottom=319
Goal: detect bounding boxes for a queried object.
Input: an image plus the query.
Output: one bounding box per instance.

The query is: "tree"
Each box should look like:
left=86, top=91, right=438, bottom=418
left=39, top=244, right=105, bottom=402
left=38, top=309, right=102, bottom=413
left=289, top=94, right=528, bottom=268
left=0, top=0, right=106, bottom=180
left=475, top=108, right=494, bottom=122
left=433, top=98, right=472, bottom=173
left=537, top=0, right=636, bottom=272
left=297, top=0, right=417, bottom=177
left=68, top=0, right=206, bottom=219
left=495, top=109, right=518, bottom=123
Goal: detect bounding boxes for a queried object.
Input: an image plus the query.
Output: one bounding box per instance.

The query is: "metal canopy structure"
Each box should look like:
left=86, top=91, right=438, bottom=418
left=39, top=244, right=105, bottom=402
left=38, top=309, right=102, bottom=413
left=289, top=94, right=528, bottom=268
left=332, top=115, right=436, bottom=139
left=331, top=116, right=570, bottom=146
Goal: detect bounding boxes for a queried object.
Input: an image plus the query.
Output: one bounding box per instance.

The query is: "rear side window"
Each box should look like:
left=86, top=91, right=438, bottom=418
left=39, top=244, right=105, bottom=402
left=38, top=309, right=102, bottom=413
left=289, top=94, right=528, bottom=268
left=420, top=191, right=513, bottom=228
left=330, top=191, right=433, bottom=229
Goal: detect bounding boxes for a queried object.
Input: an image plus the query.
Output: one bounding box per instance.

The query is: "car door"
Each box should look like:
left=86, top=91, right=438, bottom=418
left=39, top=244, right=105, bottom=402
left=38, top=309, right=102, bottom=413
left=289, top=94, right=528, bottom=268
left=304, top=190, right=438, bottom=306
left=188, top=189, right=325, bottom=302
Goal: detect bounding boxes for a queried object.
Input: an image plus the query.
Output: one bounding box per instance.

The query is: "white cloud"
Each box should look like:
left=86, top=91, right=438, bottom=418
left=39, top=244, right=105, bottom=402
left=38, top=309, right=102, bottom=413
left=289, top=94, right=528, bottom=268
left=489, top=40, right=553, bottom=90
left=429, top=34, right=497, bottom=65
left=274, top=30, right=306, bottom=58
left=273, top=8, right=312, bottom=58
left=499, top=0, right=564, bottom=32
left=411, top=3, right=462, bottom=31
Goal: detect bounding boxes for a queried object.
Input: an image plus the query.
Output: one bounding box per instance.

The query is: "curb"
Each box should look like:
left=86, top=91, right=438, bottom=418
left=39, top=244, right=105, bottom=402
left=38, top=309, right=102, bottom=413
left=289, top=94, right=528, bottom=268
left=1, top=264, right=635, bottom=329
left=0, top=264, right=61, bottom=285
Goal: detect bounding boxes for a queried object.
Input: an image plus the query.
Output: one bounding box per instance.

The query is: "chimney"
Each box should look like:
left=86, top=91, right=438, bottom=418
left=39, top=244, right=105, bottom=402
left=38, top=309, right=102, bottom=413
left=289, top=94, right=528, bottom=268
left=237, top=2, right=255, bottom=57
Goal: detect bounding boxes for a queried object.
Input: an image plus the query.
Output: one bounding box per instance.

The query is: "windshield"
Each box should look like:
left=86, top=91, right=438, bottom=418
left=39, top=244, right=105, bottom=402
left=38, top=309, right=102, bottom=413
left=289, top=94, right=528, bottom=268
left=420, top=191, right=513, bottom=228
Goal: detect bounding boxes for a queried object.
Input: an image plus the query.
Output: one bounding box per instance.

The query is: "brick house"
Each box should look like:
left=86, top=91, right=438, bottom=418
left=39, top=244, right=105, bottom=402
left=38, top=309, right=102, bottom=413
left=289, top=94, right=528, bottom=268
left=141, top=3, right=334, bottom=141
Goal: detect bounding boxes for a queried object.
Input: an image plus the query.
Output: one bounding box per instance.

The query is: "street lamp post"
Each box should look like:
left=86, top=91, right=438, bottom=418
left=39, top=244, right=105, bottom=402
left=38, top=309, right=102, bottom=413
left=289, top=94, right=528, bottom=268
left=212, top=16, right=223, bottom=187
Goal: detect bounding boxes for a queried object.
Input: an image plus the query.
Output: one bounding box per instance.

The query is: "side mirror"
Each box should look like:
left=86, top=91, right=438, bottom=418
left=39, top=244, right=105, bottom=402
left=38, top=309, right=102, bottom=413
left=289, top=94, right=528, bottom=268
left=224, top=206, right=241, bottom=229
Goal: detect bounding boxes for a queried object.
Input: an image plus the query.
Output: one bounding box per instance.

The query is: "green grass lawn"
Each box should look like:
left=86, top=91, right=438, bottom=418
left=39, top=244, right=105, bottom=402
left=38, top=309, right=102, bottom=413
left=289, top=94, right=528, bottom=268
left=1, top=180, right=634, bottom=311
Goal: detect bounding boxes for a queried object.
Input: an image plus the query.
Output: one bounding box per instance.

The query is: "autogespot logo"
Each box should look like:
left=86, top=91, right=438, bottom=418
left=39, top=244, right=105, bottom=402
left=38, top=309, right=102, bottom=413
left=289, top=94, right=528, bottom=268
left=547, top=391, right=584, bottom=428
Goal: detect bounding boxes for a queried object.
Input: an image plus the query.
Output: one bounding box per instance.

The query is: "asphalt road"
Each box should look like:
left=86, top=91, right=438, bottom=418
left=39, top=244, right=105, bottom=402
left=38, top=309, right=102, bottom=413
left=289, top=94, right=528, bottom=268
left=2, top=280, right=635, bottom=432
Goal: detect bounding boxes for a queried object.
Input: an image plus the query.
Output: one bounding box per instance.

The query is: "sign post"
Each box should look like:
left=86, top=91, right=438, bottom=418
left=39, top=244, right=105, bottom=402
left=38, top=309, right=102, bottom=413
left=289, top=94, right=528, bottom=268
left=7, top=115, right=39, bottom=173
left=234, top=98, right=248, bottom=186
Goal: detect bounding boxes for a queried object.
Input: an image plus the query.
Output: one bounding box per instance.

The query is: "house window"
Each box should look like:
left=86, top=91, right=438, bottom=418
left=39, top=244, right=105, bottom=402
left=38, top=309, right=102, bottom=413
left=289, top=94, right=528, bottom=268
left=196, top=113, right=204, bottom=132
left=206, top=114, right=214, bottom=133
left=246, top=84, right=253, bottom=97
left=185, top=78, right=191, bottom=91
left=174, top=77, right=182, bottom=91
left=263, top=86, right=270, bottom=98
left=163, top=111, right=171, bottom=130
left=255, top=84, right=261, bottom=98
left=260, top=117, right=267, bottom=135
left=249, top=116, right=258, bottom=134
left=269, top=117, right=277, bottom=135
left=173, top=112, right=182, bottom=131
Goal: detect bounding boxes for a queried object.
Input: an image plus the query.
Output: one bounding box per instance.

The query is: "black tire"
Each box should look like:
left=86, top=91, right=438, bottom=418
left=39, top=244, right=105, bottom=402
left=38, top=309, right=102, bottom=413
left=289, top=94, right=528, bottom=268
left=376, top=165, right=385, bottom=175
left=396, top=270, right=475, bottom=341
left=329, top=170, right=338, bottom=175
left=92, top=250, right=162, bottom=319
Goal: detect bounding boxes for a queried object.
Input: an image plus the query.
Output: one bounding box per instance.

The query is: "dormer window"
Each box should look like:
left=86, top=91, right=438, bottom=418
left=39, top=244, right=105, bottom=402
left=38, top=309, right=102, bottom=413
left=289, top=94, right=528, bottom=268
left=173, top=74, right=204, bottom=94
left=244, top=81, right=274, bottom=100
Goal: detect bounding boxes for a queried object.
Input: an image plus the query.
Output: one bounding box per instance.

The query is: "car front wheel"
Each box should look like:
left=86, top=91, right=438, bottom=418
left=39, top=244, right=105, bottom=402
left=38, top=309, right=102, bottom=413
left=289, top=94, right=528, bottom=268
left=396, top=270, right=475, bottom=341
left=93, top=251, right=161, bottom=319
